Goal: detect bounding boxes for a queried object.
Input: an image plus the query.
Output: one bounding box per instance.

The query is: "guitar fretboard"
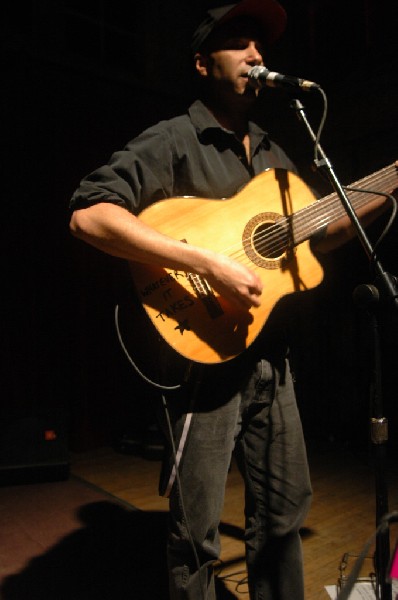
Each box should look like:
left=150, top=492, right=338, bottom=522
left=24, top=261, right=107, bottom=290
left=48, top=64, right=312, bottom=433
left=291, top=163, right=398, bottom=244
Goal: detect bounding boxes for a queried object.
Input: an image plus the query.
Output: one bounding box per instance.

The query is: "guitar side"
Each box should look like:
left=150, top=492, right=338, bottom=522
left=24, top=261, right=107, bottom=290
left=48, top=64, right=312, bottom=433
left=129, top=168, right=323, bottom=363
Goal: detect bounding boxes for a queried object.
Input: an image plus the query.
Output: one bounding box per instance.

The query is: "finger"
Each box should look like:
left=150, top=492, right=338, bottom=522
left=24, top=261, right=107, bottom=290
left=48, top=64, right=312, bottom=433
left=249, top=294, right=262, bottom=308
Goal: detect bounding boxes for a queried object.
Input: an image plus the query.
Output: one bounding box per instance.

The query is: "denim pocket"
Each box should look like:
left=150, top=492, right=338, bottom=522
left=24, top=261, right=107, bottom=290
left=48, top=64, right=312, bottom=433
left=254, top=359, right=275, bottom=401
left=238, top=359, right=273, bottom=412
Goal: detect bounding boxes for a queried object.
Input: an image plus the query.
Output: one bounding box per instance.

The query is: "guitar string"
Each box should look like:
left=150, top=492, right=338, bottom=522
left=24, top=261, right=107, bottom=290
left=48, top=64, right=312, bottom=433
left=232, top=186, right=395, bottom=270
left=163, top=166, right=396, bottom=279
left=224, top=165, right=397, bottom=262
left=222, top=166, right=397, bottom=266
left=244, top=167, right=398, bottom=255
left=228, top=188, right=396, bottom=270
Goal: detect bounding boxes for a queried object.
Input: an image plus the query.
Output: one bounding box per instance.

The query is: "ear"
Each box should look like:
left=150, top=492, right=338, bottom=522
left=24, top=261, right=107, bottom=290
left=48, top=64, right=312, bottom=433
left=194, top=52, right=209, bottom=78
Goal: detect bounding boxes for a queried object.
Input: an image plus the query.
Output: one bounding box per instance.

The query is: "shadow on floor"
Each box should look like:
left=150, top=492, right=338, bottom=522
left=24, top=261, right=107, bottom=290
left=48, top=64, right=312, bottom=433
left=1, top=500, right=238, bottom=599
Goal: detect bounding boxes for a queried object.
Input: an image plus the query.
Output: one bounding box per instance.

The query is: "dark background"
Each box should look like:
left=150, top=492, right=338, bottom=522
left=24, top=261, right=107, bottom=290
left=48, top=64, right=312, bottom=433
left=3, top=0, right=398, bottom=465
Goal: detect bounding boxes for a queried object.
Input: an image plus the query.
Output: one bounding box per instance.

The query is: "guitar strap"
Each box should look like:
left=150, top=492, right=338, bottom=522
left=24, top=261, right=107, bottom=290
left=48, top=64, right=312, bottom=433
left=162, top=410, right=194, bottom=498
left=160, top=364, right=204, bottom=498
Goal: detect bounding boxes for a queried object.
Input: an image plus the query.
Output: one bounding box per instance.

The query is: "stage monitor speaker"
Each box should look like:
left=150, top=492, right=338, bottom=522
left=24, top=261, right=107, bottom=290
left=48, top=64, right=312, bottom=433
left=0, top=413, right=69, bottom=485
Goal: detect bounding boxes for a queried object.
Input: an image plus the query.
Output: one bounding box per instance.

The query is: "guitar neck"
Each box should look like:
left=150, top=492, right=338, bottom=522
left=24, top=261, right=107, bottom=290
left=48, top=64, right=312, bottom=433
left=291, top=163, right=398, bottom=244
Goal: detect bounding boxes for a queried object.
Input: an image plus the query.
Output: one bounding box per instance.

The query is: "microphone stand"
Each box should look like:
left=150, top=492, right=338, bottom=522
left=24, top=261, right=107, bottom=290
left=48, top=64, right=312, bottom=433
left=290, top=98, right=398, bottom=600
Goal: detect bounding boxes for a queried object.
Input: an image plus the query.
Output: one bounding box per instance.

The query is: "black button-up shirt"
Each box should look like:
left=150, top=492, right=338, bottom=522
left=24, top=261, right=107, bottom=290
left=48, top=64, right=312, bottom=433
left=70, top=99, right=296, bottom=214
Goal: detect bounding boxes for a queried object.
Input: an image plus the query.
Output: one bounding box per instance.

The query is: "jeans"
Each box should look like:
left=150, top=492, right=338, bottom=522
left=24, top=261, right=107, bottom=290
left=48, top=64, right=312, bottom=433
left=162, top=357, right=312, bottom=600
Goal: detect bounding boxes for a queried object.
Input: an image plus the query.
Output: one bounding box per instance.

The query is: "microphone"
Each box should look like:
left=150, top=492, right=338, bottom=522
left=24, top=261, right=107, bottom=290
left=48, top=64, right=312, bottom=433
left=248, top=66, right=320, bottom=92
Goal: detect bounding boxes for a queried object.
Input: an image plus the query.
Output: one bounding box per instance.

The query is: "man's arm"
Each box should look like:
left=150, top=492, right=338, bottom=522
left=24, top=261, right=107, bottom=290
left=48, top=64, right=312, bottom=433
left=312, top=194, right=393, bottom=253
left=70, top=202, right=263, bottom=310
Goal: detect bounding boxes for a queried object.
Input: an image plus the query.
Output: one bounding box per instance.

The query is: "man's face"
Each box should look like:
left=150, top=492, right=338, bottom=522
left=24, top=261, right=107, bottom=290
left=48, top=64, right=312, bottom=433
left=195, top=19, right=266, bottom=101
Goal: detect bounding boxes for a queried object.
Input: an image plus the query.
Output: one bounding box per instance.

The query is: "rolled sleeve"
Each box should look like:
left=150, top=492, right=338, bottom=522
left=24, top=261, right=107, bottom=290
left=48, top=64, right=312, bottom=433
left=70, top=128, right=174, bottom=215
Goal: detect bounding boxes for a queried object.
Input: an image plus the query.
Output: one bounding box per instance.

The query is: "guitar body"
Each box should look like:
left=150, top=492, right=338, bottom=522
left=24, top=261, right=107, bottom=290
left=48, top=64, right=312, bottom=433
left=129, top=168, right=324, bottom=364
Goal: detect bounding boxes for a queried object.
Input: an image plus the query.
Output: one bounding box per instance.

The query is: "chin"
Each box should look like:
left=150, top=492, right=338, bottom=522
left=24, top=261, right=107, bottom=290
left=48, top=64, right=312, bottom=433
left=241, top=88, right=258, bottom=103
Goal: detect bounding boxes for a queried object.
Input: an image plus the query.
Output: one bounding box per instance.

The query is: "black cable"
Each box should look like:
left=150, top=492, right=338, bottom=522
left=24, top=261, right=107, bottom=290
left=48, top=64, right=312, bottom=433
left=336, top=511, right=398, bottom=600
left=114, top=304, right=182, bottom=391
left=342, top=187, right=398, bottom=276
left=312, top=88, right=398, bottom=286
left=114, top=303, right=207, bottom=600
left=314, top=87, right=328, bottom=167
left=312, top=88, right=397, bottom=253
left=161, top=393, right=207, bottom=600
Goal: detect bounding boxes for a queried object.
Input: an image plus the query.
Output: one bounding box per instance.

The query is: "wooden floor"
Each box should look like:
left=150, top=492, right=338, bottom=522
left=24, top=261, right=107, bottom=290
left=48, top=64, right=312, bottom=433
left=71, top=439, right=398, bottom=599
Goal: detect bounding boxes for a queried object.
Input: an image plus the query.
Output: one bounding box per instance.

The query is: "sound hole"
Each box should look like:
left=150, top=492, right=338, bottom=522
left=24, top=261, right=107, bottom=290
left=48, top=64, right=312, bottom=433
left=242, top=212, right=289, bottom=270
left=253, top=222, right=285, bottom=259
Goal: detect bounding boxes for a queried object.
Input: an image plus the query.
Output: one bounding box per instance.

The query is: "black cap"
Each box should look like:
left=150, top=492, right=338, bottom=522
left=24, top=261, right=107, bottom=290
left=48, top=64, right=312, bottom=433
left=191, top=0, right=287, bottom=53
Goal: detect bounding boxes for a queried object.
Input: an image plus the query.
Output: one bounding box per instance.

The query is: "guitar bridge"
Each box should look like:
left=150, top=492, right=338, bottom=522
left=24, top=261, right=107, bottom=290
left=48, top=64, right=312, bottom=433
left=186, top=273, right=224, bottom=319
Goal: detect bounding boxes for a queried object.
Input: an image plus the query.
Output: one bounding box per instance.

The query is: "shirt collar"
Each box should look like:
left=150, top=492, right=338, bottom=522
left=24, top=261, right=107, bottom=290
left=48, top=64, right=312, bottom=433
left=188, top=99, right=222, bottom=133
left=188, top=99, right=270, bottom=151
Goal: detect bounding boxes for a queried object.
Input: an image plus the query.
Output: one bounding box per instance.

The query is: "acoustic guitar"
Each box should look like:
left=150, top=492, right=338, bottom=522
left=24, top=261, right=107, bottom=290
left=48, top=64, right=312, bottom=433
left=129, top=165, right=397, bottom=364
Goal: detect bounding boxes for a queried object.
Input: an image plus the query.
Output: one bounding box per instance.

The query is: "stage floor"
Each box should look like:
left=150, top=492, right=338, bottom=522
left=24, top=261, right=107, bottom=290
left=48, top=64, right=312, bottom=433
left=1, top=440, right=397, bottom=599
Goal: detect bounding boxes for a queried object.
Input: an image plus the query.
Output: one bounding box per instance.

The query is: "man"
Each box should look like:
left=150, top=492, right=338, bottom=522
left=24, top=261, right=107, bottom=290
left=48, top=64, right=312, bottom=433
left=69, top=1, right=391, bottom=598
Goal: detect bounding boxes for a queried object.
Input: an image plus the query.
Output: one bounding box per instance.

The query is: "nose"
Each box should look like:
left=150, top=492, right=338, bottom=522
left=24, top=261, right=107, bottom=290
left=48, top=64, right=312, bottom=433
left=245, top=41, right=263, bottom=65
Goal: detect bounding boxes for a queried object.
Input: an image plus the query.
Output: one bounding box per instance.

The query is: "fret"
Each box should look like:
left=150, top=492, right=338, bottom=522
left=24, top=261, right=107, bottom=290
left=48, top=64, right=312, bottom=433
left=290, top=163, right=398, bottom=244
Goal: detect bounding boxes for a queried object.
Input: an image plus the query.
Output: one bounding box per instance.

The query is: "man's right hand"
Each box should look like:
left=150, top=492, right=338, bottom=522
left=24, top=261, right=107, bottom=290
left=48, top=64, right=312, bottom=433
left=204, top=252, right=263, bottom=310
